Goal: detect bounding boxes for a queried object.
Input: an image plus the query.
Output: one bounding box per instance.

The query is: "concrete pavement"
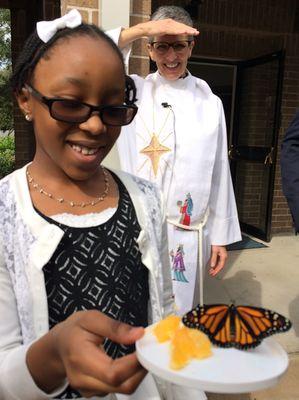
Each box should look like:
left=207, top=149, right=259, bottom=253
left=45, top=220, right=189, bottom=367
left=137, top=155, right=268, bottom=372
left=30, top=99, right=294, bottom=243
left=204, top=234, right=299, bottom=400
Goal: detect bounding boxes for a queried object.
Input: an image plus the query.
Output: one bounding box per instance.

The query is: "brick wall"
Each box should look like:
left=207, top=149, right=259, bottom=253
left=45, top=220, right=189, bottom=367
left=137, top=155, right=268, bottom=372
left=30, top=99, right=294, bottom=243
left=61, top=0, right=99, bottom=24
left=130, top=0, right=151, bottom=77
left=272, top=45, right=299, bottom=232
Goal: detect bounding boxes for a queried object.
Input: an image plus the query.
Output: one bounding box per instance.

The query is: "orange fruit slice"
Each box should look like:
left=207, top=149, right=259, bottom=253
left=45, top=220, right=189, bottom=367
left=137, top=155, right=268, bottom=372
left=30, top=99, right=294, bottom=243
left=170, top=326, right=212, bottom=370
left=153, top=315, right=181, bottom=343
left=188, top=328, right=212, bottom=360
left=153, top=316, right=212, bottom=370
left=170, top=326, right=193, bottom=370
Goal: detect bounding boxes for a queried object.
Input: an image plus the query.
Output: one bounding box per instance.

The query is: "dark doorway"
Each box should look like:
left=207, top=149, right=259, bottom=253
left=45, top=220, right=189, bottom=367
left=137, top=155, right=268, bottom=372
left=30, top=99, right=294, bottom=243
left=230, top=51, right=284, bottom=242
left=188, top=59, right=236, bottom=145
left=186, top=52, right=284, bottom=242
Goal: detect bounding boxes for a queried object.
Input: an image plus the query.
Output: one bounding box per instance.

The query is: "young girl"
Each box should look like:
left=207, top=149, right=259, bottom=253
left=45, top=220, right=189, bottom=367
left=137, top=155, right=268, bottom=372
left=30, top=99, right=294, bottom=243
left=0, top=9, right=174, bottom=400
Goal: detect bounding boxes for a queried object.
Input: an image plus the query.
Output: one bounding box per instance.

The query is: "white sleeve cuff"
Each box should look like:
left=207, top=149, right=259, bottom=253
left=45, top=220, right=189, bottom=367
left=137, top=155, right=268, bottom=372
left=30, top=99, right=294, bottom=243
left=106, top=27, right=132, bottom=72
left=208, top=215, right=242, bottom=245
left=1, top=344, right=68, bottom=400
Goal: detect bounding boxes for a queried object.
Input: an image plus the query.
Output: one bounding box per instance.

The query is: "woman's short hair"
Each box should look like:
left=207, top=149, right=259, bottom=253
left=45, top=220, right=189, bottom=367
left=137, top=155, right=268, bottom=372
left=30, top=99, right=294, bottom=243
left=150, top=6, right=193, bottom=27
left=149, top=6, right=194, bottom=43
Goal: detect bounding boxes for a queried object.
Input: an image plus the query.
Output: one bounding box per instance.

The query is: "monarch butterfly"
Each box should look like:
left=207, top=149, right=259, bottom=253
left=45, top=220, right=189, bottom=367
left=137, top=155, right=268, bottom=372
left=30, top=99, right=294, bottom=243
left=182, top=304, right=292, bottom=350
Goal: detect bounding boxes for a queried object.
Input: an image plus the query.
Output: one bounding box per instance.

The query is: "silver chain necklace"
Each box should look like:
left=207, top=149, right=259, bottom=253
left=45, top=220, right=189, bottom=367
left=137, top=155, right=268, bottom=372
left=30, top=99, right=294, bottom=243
left=26, top=166, right=109, bottom=208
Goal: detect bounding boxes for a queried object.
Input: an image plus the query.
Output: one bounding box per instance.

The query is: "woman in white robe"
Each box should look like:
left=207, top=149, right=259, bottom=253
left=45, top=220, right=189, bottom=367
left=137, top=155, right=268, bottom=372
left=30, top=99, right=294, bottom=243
left=108, top=5, right=241, bottom=315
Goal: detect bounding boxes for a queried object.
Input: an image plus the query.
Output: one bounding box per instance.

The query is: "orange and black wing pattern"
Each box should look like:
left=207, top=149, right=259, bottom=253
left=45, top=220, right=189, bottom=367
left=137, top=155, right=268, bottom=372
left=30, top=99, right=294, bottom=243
left=182, top=304, right=292, bottom=350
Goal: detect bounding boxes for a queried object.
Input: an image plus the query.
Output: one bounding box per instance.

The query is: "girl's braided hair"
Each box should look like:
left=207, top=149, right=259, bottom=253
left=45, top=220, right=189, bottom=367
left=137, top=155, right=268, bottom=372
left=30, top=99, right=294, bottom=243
left=10, top=23, right=137, bottom=105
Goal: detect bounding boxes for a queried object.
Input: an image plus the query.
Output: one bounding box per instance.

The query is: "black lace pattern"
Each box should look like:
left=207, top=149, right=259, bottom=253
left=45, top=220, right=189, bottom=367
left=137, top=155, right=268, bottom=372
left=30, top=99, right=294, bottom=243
left=40, top=175, right=149, bottom=398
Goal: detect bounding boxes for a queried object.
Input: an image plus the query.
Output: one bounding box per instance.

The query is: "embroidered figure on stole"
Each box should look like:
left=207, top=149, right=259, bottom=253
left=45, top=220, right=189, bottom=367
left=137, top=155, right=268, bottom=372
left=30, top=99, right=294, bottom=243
left=170, top=244, right=189, bottom=283
left=177, top=192, right=193, bottom=226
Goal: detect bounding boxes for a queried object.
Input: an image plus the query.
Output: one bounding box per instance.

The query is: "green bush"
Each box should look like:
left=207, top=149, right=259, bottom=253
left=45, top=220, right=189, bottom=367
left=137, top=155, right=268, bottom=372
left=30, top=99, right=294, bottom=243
left=0, top=9, right=13, bottom=132
left=0, top=134, right=15, bottom=178
left=0, top=69, right=13, bottom=132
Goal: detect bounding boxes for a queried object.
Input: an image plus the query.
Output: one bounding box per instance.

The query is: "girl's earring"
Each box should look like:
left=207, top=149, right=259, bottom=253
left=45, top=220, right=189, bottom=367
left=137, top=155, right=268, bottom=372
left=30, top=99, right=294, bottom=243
left=25, top=114, right=32, bottom=122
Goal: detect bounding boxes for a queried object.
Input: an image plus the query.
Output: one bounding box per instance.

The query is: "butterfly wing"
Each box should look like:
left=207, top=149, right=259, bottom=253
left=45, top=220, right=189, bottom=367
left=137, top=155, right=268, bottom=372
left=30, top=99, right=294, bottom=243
left=234, top=305, right=292, bottom=349
left=230, top=306, right=262, bottom=349
left=182, top=304, right=235, bottom=348
left=183, top=304, right=292, bottom=350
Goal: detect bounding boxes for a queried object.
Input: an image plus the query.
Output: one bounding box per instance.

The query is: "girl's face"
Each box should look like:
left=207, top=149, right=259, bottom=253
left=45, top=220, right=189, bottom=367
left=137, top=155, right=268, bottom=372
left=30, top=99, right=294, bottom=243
left=18, top=35, right=125, bottom=181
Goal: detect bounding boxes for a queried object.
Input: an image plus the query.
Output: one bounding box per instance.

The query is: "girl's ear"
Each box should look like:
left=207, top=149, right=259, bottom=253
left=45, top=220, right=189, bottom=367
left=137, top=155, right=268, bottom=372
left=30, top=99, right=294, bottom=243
left=16, top=87, right=32, bottom=119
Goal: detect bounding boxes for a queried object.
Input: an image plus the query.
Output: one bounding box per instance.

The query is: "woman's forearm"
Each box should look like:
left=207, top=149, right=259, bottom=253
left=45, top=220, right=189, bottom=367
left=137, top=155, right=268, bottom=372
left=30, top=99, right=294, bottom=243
left=118, top=19, right=199, bottom=49
left=118, top=24, right=147, bottom=49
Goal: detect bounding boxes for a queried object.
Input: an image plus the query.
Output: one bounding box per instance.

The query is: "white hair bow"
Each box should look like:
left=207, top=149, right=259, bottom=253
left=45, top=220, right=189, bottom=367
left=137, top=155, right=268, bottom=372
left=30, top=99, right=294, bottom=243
left=37, top=9, right=82, bottom=43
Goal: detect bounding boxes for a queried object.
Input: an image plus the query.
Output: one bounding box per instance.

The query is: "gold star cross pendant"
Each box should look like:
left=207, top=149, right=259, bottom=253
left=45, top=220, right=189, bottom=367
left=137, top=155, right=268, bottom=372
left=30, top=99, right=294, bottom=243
left=140, top=133, right=171, bottom=176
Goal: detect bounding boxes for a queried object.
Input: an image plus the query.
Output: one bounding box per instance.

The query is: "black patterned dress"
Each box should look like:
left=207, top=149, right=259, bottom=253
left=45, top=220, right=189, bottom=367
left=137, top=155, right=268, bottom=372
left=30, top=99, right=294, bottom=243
left=38, top=174, right=149, bottom=399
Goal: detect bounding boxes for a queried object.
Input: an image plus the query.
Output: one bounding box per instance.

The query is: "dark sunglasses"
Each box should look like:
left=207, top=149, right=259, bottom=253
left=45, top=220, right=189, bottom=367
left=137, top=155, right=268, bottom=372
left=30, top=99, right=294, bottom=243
left=150, top=40, right=192, bottom=55
left=25, top=85, right=138, bottom=126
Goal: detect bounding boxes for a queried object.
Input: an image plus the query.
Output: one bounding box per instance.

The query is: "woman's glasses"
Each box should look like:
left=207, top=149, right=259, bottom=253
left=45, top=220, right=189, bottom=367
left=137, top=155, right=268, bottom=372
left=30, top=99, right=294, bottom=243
left=25, top=85, right=138, bottom=126
left=151, top=40, right=192, bottom=55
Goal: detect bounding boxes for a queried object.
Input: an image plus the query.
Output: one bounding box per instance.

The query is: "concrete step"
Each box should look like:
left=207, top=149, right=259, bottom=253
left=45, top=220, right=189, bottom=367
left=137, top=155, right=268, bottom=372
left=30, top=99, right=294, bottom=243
left=204, top=233, right=299, bottom=400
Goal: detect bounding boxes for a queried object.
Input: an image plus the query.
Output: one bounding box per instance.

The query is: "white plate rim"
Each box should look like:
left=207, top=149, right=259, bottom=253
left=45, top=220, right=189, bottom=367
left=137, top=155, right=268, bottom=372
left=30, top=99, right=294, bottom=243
left=136, top=326, right=289, bottom=393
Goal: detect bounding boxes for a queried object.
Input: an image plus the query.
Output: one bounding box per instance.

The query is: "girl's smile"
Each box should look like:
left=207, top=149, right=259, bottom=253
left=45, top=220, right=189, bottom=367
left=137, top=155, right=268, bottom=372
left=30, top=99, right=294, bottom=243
left=67, top=139, right=106, bottom=166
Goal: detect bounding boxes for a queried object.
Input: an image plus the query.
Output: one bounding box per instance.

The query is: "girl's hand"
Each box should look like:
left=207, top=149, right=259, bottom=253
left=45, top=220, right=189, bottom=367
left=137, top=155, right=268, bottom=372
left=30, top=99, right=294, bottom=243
left=208, top=245, right=228, bottom=276
left=119, top=19, right=199, bottom=49
left=27, top=310, right=146, bottom=398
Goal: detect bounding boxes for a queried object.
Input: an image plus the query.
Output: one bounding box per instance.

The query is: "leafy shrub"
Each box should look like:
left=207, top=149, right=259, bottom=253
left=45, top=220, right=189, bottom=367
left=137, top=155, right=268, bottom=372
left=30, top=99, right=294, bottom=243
left=0, top=134, right=15, bottom=178
left=0, top=9, right=13, bottom=132
left=0, top=70, right=13, bottom=132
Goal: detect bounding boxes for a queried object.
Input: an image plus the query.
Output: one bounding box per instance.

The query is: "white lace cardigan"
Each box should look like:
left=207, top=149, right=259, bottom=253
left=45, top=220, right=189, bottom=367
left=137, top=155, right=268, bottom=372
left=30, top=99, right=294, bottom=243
left=0, top=164, right=174, bottom=400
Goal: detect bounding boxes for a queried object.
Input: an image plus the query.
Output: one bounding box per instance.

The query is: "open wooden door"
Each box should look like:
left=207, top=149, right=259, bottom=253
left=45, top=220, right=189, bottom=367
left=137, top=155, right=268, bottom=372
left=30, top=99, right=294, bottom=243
left=230, top=51, right=284, bottom=241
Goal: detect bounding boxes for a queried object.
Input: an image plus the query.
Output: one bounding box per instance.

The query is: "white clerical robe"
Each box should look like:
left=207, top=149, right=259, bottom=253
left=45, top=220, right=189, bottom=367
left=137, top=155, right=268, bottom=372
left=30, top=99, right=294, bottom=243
left=104, top=28, right=241, bottom=400
left=107, top=28, right=241, bottom=316
left=117, top=70, right=241, bottom=314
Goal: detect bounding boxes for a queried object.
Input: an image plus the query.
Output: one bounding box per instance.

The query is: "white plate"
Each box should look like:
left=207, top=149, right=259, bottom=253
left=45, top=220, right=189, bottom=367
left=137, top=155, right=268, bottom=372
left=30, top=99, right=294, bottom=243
left=136, top=325, right=289, bottom=393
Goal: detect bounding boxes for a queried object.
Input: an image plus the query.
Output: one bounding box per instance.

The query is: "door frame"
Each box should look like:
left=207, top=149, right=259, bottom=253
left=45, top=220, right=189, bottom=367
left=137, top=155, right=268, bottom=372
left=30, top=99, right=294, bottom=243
left=231, top=50, right=285, bottom=241
left=188, top=51, right=285, bottom=241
